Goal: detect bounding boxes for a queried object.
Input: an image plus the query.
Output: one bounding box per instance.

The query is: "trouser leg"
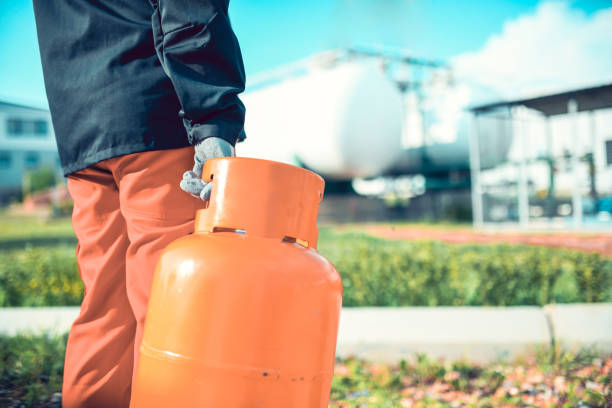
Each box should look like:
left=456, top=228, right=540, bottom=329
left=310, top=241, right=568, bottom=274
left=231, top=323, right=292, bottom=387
left=111, top=147, right=202, bottom=385
left=62, top=164, right=136, bottom=408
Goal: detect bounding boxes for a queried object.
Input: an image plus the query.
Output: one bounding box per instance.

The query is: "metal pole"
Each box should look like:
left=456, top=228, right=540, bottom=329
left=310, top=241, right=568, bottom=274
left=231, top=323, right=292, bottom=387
left=589, top=111, right=598, bottom=202
left=514, top=107, right=529, bottom=229
left=400, top=88, right=410, bottom=149
left=545, top=116, right=556, bottom=219
left=590, top=110, right=598, bottom=164
left=568, top=99, right=582, bottom=228
left=468, top=113, right=484, bottom=228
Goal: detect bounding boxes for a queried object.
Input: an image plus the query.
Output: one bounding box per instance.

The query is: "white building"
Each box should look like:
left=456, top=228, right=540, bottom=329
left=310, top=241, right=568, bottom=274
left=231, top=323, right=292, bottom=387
left=0, top=100, right=60, bottom=204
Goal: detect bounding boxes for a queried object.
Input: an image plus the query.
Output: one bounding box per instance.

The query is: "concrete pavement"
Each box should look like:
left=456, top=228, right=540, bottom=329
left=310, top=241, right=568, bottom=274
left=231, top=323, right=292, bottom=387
left=336, top=306, right=551, bottom=363
left=0, top=306, right=78, bottom=336
left=1, top=303, right=611, bottom=362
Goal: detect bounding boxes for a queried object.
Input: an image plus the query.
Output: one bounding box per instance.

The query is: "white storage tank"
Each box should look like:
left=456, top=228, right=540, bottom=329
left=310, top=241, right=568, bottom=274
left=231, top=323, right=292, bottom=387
left=237, top=57, right=404, bottom=179
left=237, top=52, right=512, bottom=180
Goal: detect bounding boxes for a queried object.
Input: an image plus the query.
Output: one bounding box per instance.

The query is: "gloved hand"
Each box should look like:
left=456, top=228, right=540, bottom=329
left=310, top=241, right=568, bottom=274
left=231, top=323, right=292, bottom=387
left=180, top=137, right=235, bottom=201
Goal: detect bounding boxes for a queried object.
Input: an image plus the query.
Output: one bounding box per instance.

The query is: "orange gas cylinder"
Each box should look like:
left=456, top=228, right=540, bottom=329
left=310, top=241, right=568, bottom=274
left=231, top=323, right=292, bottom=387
left=130, top=157, right=342, bottom=407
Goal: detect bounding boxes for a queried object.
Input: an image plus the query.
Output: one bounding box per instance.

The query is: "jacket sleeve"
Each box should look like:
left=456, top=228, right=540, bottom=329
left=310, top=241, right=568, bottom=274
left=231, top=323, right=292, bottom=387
left=149, top=0, right=246, bottom=146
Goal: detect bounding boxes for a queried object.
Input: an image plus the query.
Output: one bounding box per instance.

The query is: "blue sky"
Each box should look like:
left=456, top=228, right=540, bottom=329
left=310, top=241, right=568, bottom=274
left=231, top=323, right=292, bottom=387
left=0, top=0, right=609, bottom=107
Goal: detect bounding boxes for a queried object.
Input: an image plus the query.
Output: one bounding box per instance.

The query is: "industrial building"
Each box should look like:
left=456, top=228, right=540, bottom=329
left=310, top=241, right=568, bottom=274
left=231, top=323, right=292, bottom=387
left=237, top=50, right=612, bottom=226
left=469, top=83, right=612, bottom=230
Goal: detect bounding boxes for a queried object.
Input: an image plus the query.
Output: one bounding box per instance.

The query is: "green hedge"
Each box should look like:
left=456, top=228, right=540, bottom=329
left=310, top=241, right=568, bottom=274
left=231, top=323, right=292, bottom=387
left=0, top=246, right=82, bottom=307
left=0, top=232, right=611, bottom=307
left=318, top=231, right=612, bottom=307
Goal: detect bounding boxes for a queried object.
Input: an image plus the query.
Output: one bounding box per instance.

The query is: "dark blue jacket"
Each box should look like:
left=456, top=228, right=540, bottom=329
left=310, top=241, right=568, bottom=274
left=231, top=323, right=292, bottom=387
left=33, top=0, right=246, bottom=175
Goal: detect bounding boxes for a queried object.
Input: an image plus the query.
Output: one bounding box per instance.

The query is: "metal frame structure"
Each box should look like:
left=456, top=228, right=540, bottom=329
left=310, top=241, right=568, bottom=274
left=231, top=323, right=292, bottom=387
left=469, top=83, right=612, bottom=229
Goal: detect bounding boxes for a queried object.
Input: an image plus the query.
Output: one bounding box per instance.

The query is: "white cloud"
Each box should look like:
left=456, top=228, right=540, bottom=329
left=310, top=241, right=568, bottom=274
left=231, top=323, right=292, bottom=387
left=451, top=1, right=612, bottom=100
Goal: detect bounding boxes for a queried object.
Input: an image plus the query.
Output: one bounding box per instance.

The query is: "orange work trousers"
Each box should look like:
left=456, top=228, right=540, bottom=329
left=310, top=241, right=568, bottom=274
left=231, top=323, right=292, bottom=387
left=63, top=147, right=202, bottom=408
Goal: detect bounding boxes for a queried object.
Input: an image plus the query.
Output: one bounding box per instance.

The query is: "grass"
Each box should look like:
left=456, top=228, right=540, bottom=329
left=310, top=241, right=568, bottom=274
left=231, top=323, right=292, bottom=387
left=0, top=214, right=467, bottom=250
left=0, top=333, right=610, bottom=408
left=0, top=213, right=74, bottom=240
left=0, top=333, right=66, bottom=408
left=330, top=348, right=612, bottom=407
left=327, top=220, right=472, bottom=233
left=0, top=213, right=76, bottom=250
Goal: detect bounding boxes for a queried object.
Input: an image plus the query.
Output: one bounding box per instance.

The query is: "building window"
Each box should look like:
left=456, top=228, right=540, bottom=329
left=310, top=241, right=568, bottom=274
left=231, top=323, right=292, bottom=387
left=0, top=151, right=11, bottom=169
left=25, top=152, right=39, bottom=168
left=34, top=120, right=47, bottom=135
left=606, top=140, right=612, bottom=166
left=7, top=119, right=23, bottom=135
left=6, top=118, right=49, bottom=137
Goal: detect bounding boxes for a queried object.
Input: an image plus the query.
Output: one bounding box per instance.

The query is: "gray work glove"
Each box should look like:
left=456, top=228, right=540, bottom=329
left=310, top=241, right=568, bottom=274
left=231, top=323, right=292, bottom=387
left=180, top=137, right=235, bottom=201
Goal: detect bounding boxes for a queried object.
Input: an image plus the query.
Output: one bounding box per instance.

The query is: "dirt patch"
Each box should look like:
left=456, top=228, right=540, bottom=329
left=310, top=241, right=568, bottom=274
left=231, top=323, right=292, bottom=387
left=366, top=226, right=612, bottom=257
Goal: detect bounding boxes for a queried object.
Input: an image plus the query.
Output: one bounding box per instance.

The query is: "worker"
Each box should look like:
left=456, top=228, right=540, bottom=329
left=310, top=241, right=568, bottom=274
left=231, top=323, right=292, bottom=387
left=32, top=1, right=246, bottom=407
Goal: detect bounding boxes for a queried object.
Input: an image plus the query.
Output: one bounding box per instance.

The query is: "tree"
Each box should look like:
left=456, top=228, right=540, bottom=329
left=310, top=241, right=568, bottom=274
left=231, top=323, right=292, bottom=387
left=22, top=167, right=57, bottom=197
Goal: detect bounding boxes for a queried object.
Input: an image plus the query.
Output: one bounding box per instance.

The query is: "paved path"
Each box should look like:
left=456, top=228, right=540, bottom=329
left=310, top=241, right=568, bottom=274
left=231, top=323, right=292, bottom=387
left=338, top=304, right=612, bottom=363
left=0, top=307, right=78, bottom=336
left=2, top=304, right=610, bottom=363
